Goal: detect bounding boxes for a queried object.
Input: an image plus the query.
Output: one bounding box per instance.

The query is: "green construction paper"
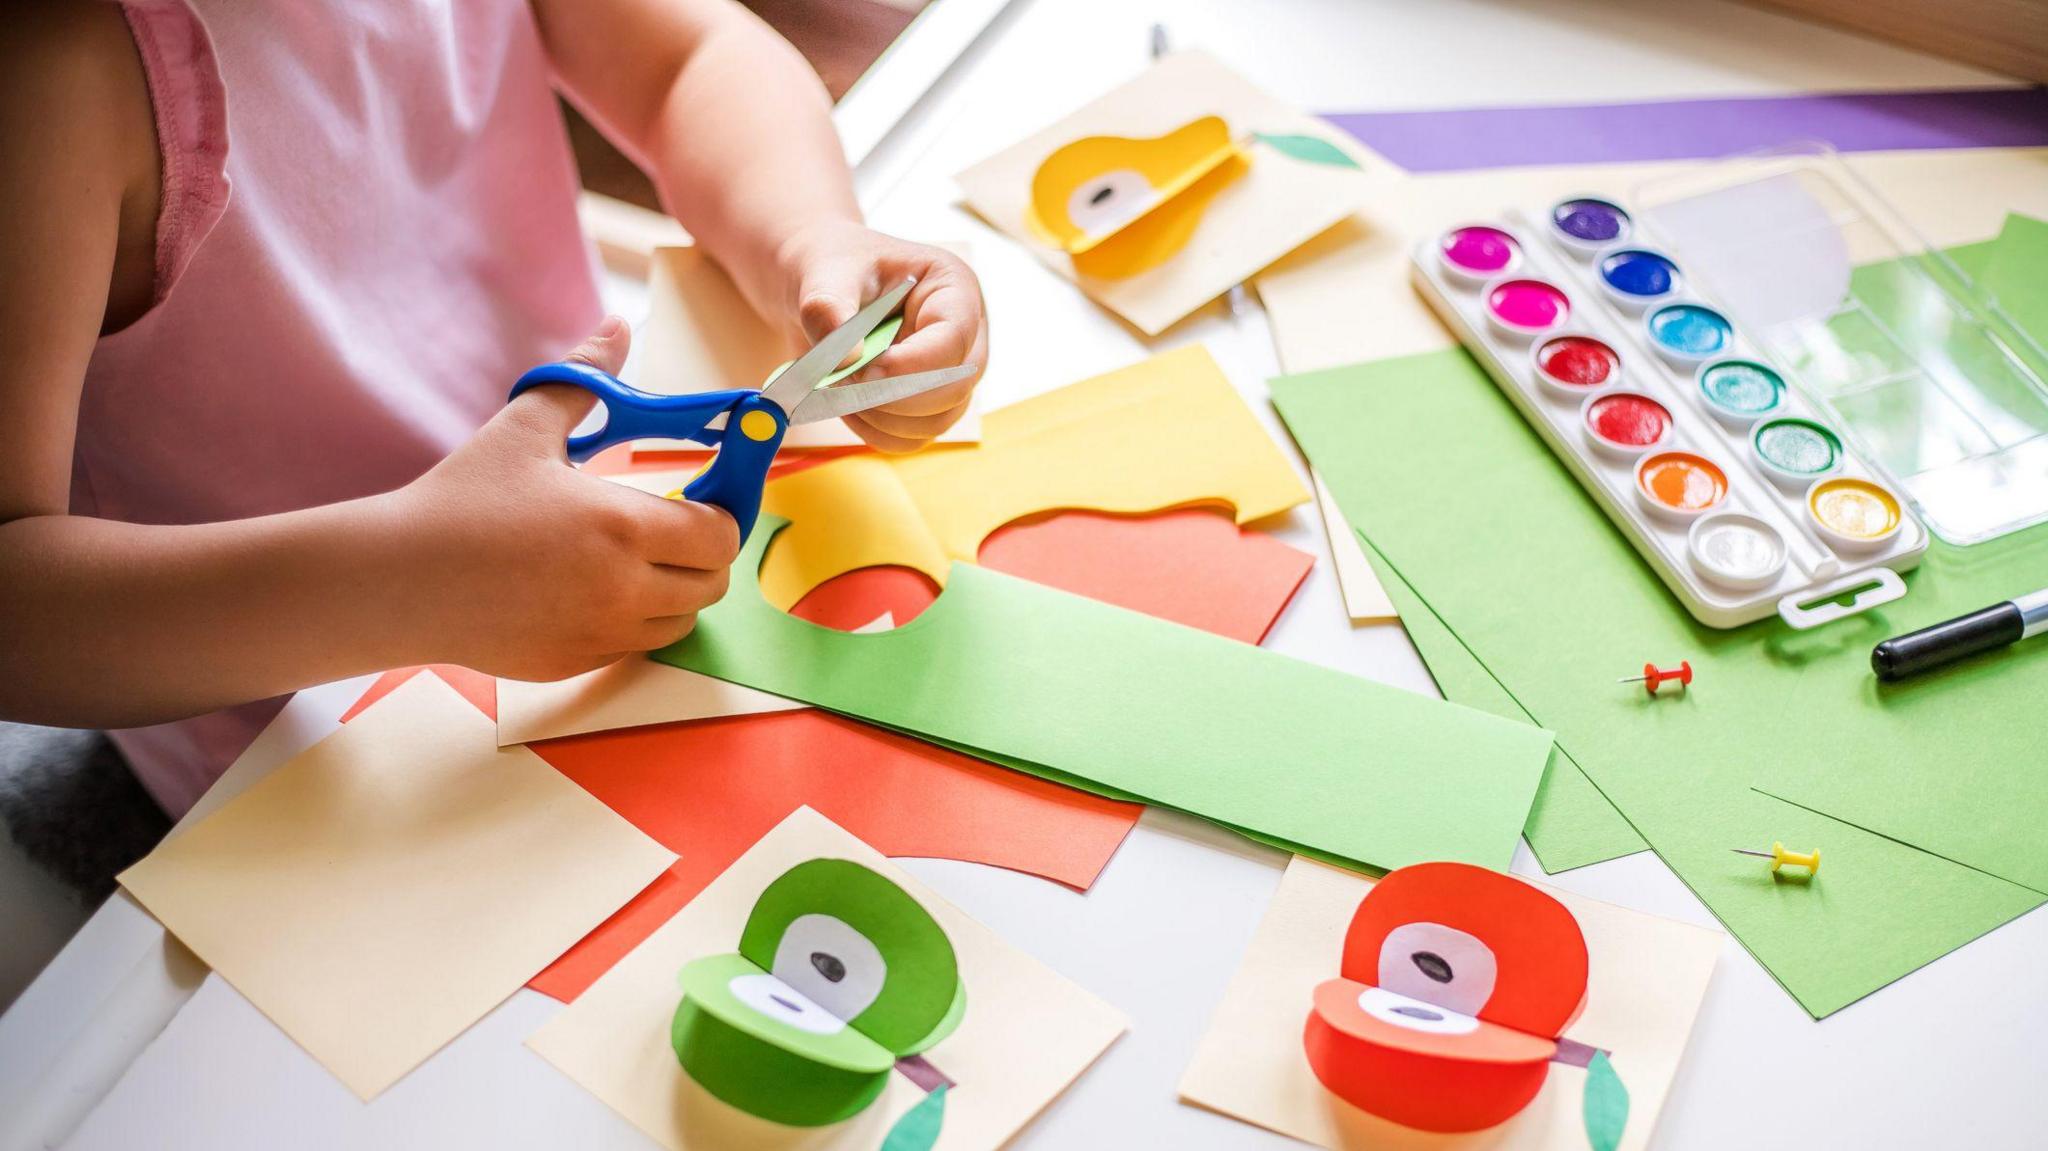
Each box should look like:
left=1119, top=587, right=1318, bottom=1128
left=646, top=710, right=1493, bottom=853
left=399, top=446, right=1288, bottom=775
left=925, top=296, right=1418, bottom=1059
left=1352, top=530, right=1646, bottom=873
left=672, top=952, right=894, bottom=1125
left=657, top=519, right=1556, bottom=875
left=880, top=1083, right=948, bottom=1151
left=1979, top=213, right=2048, bottom=345
left=1254, top=132, right=1362, bottom=169
left=739, top=858, right=960, bottom=1054
left=1273, top=348, right=2045, bottom=1017
left=1583, top=1050, right=1628, bottom=1151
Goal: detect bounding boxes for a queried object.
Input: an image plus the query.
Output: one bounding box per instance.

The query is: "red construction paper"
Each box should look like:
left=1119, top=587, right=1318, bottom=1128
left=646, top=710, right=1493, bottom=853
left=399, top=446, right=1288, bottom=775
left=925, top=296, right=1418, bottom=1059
left=524, top=710, right=1142, bottom=1001
left=338, top=664, right=497, bottom=724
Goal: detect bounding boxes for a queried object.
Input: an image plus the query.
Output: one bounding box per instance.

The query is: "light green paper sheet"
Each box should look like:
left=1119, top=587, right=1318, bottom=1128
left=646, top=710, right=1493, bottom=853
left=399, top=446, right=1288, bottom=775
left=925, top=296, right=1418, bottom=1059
left=656, top=518, right=1556, bottom=875
left=1273, top=349, right=2045, bottom=1017
left=1979, top=213, right=2048, bottom=346
left=1351, top=531, right=1646, bottom=873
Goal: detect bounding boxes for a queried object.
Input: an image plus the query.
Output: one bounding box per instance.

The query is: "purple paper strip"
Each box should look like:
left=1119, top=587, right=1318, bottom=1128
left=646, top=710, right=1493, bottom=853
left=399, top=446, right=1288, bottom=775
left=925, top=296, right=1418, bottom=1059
left=1322, top=87, right=2048, bottom=173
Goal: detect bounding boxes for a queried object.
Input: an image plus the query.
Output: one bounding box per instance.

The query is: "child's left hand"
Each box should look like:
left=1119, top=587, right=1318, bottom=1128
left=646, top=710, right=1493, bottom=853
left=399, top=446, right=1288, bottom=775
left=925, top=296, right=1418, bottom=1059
left=771, top=221, right=988, bottom=453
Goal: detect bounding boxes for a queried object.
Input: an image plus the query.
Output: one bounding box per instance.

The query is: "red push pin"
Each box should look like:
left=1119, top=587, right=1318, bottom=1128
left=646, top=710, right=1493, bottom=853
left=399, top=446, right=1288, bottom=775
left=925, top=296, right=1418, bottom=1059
left=1619, top=660, right=1691, bottom=696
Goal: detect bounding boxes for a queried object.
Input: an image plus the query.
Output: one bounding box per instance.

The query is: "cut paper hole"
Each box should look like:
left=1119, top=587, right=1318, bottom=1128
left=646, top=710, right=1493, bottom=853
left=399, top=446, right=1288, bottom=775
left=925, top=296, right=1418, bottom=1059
left=1645, top=303, right=1732, bottom=364
left=1688, top=512, right=1787, bottom=590
left=1696, top=359, right=1785, bottom=426
left=1438, top=225, right=1522, bottom=283
left=1808, top=477, right=1902, bottom=550
left=1582, top=391, right=1671, bottom=457
left=1752, top=417, right=1843, bottom=488
left=1550, top=197, right=1631, bottom=254
left=1596, top=249, right=1681, bottom=308
left=1484, top=279, right=1571, bottom=339
left=1532, top=335, right=1620, bottom=396
left=1636, top=452, right=1728, bottom=520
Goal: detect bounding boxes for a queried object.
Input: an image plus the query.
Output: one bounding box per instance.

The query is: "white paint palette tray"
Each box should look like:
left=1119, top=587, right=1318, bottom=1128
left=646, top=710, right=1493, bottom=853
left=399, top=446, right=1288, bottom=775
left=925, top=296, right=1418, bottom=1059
left=1411, top=197, right=1929, bottom=629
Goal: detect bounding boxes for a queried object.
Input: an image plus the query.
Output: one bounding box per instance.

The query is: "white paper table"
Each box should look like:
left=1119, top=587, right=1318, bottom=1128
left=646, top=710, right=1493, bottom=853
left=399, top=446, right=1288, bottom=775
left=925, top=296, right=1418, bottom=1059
left=6, top=1, right=2045, bottom=1147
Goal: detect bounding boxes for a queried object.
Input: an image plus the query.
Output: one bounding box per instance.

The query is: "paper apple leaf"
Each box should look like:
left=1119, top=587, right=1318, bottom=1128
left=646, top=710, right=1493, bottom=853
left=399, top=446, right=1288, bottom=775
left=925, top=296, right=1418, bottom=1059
left=880, top=1083, right=949, bottom=1151
left=1584, top=1050, right=1629, bottom=1151
left=1254, top=132, right=1361, bottom=169
left=672, top=858, right=965, bottom=1126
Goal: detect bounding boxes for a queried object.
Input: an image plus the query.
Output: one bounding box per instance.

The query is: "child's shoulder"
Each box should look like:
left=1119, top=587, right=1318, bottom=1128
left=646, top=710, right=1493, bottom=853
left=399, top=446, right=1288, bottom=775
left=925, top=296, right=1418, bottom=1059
left=2, top=1, right=161, bottom=332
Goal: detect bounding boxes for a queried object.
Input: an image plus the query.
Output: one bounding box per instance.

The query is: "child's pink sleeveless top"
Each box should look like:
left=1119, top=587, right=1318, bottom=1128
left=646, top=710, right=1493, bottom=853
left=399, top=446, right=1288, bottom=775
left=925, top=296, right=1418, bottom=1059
left=89, top=0, right=603, bottom=815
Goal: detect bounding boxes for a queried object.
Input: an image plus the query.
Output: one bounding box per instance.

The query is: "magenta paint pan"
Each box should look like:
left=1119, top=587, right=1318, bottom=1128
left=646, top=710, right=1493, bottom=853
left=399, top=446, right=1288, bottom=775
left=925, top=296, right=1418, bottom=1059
left=1483, top=277, right=1571, bottom=340
left=1436, top=223, right=1524, bottom=285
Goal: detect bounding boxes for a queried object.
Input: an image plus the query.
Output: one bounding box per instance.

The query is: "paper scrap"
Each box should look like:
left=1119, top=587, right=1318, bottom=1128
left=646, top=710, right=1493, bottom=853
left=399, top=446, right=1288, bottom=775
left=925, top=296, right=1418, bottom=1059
left=1179, top=856, right=1721, bottom=1151
left=526, top=709, right=1141, bottom=1002
left=957, top=51, right=1378, bottom=335
left=657, top=515, right=1554, bottom=874
left=527, top=807, right=1127, bottom=1151
left=633, top=246, right=981, bottom=450
left=1273, top=349, right=2048, bottom=1016
left=117, top=676, right=676, bottom=1098
left=758, top=344, right=1310, bottom=609
left=1309, top=469, right=1395, bottom=623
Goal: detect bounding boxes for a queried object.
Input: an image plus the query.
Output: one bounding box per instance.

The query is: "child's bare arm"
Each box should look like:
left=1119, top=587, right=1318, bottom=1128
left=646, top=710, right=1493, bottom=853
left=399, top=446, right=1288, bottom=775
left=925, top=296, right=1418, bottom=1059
left=0, top=9, right=735, bottom=728
left=534, top=0, right=989, bottom=451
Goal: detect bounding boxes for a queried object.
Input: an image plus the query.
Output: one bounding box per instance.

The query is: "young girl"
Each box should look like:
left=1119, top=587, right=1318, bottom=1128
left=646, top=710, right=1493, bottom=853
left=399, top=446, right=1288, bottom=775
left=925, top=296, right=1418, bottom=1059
left=0, top=0, right=987, bottom=817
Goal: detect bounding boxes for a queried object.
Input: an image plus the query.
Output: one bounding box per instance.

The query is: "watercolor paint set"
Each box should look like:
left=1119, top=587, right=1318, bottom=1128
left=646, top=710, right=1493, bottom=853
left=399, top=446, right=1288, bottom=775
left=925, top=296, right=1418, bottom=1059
left=1412, top=179, right=1945, bottom=629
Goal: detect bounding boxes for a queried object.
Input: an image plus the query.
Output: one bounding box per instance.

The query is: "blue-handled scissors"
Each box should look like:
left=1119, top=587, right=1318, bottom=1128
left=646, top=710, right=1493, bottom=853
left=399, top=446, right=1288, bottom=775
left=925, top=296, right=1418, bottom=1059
left=509, top=278, right=977, bottom=542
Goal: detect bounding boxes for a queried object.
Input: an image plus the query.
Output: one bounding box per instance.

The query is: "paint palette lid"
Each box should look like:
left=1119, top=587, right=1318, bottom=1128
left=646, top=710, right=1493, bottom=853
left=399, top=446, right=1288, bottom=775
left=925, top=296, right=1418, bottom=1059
left=1632, top=143, right=2048, bottom=546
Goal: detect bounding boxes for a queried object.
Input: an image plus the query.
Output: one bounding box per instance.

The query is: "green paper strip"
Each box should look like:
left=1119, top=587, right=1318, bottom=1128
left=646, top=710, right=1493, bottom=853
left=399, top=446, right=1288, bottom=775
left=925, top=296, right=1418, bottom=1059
left=657, top=518, right=1556, bottom=874
left=1583, top=1051, right=1628, bottom=1151
left=880, top=1083, right=948, bottom=1151
left=1254, top=132, right=1363, bottom=169
left=1351, top=530, right=1646, bottom=872
left=1273, top=348, right=2044, bottom=1016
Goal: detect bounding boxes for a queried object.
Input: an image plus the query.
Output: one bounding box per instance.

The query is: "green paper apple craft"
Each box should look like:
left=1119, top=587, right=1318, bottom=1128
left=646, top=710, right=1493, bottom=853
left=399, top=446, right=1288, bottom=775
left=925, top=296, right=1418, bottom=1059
left=1304, top=862, right=1630, bottom=1150
left=671, top=858, right=965, bottom=1129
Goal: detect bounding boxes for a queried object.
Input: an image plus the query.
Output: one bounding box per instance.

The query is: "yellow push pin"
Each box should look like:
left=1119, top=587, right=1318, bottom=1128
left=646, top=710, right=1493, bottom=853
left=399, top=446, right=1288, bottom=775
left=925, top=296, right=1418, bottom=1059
left=1733, top=842, right=1819, bottom=876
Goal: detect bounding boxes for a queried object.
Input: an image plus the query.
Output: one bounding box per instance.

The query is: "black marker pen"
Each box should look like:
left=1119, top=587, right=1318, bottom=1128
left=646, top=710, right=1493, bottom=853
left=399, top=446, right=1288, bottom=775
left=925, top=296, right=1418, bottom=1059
left=1871, top=588, right=2048, bottom=681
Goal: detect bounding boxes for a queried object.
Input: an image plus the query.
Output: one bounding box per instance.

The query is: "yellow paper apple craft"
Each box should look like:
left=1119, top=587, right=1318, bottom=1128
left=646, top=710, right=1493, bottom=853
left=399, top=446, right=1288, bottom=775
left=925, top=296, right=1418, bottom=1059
left=1023, top=116, right=1359, bottom=280
left=1304, top=862, right=1631, bottom=1151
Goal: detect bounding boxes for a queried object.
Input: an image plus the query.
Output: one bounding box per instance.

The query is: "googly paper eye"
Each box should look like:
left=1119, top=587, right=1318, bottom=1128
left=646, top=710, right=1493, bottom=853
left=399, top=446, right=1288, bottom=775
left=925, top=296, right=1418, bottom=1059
left=1064, top=168, right=1157, bottom=239
left=1376, top=921, right=1499, bottom=1017
left=770, top=913, right=888, bottom=1024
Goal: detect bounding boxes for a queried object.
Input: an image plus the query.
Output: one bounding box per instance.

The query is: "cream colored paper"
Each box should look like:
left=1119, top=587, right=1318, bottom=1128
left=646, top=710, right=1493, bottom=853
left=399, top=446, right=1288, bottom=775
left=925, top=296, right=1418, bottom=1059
left=633, top=246, right=981, bottom=449
left=1312, top=469, right=1396, bottom=624
left=527, top=806, right=1127, bottom=1150
left=496, top=601, right=894, bottom=747
left=118, top=676, right=677, bottom=1099
left=1179, top=857, right=1722, bottom=1151
left=956, top=50, right=1383, bottom=335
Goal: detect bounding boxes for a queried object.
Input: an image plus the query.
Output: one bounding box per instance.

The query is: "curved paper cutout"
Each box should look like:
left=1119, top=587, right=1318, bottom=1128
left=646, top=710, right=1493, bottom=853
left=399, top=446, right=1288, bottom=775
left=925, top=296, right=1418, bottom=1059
left=1025, top=116, right=1250, bottom=280
left=1305, top=862, right=1591, bottom=1134
left=673, top=858, right=963, bottom=1127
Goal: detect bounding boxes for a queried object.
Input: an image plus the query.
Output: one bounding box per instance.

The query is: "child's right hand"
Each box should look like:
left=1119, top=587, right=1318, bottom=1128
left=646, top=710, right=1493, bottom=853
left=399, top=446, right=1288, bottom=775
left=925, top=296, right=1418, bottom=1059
left=389, top=316, right=740, bottom=682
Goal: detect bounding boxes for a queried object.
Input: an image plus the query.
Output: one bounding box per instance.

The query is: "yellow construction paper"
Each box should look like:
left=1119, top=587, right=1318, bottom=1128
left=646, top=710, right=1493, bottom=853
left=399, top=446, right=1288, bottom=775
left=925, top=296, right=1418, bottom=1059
left=1025, top=115, right=1250, bottom=279
left=1179, top=857, right=1722, bottom=1151
left=756, top=343, right=1311, bottom=610
left=956, top=51, right=1380, bottom=335
left=118, top=676, right=677, bottom=1099
left=527, top=806, right=1127, bottom=1151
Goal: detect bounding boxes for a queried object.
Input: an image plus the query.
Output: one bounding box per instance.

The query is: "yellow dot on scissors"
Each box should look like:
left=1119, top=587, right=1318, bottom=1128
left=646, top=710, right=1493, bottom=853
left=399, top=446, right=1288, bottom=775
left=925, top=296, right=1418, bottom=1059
left=740, top=409, right=779, bottom=442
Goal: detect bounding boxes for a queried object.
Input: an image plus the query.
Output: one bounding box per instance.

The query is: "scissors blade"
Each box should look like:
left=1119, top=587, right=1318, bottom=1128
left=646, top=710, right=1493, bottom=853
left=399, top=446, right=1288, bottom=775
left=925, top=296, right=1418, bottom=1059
left=758, top=278, right=919, bottom=416
left=789, top=364, right=980, bottom=425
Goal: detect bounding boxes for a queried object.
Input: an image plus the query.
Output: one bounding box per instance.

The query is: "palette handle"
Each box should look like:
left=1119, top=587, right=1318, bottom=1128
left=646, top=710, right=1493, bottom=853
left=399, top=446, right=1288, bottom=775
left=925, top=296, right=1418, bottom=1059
left=1776, top=567, right=1907, bottom=631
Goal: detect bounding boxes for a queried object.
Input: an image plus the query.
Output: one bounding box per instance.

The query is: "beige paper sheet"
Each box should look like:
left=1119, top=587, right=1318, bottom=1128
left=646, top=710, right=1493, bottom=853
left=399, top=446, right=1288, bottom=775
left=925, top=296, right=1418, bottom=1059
left=634, top=246, right=982, bottom=449
left=527, top=806, right=1127, bottom=1151
left=955, top=50, right=1385, bottom=336
left=118, top=676, right=677, bottom=1099
left=1311, top=468, right=1396, bottom=623
left=1179, top=857, right=1723, bottom=1151
left=1257, top=147, right=2048, bottom=374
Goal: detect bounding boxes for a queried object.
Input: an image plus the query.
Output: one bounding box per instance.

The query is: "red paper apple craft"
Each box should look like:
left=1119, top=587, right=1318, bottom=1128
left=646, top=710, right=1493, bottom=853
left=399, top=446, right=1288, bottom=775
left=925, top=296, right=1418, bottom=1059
left=1304, top=861, right=1612, bottom=1136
